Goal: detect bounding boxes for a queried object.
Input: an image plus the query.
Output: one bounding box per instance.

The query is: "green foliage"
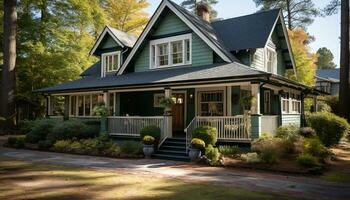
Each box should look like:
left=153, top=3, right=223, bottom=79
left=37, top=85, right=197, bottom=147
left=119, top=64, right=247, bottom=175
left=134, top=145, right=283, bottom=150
left=275, top=125, right=300, bottom=153
left=53, top=140, right=72, bottom=152
left=140, top=125, right=161, bottom=142
left=7, top=136, right=25, bottom=148
left=25, top=119, right=56, bottom=143
left=190, top=138, right=205, bottom=149
left=299, top=127, right=316, bottom=138
left=317, top=101, right=332, bottom=112
left=120, top=141, right=142, bottom=155
left=297, top=153, right=320, bottom=167
left=251, top=137, right=284, bottom=164
left=192, top=126, right=217, bottom=147
left=316, top=47, right=337, bottom=69
left=143, top=135, right=155, bottom=145
left=159, top=97, right=175, bottom=109
left=306, top=112, right=350, bottom=146
left=303, top=138, right=330, bottom=158
left=38, top=140, right=54, bottom=150
left=18, top=120, right=35, bottom=134
left=93, top=105, right=108, bottom=117
left=218, top=145, right=240, bottom=155
left=49, top=120, right=88, bottom=142
left=205, top=145, right=220, bottom=165
left=240, top=152, right=261, bottom=164
left=323, top=96, right=339, bottom=115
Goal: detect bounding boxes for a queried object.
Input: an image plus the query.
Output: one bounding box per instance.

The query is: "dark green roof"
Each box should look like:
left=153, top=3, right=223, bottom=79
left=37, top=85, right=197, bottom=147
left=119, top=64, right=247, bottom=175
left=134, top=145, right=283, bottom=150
left=37, top=62, right=266, bottom=93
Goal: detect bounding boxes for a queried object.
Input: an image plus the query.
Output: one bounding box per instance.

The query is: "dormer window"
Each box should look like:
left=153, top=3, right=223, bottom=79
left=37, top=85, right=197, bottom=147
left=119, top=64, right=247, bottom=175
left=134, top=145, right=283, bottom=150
left=101, top=52, right=121, bottom=77
left=150, top=34, right=192, bottom=69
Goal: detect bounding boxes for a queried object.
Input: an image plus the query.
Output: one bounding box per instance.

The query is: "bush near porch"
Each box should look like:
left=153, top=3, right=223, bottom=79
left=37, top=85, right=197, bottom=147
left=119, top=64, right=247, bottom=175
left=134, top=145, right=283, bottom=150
left=5, top=119, right=143, bottom=158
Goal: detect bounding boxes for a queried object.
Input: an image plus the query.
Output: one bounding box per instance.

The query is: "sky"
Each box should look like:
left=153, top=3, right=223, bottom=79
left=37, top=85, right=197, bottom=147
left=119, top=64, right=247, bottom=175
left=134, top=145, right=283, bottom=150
left=145, top=0, right=341, bottom=67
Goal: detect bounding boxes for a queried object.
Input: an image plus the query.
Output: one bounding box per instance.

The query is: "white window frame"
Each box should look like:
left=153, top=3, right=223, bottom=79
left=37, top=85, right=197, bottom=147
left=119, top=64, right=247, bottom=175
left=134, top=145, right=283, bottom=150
left=150, top=34, right=192, bottom=69
left=101, top=51, right=121, bottom=77
left=281, top=92, right=301, bottom=114
left=70, top=93, right=103, bottom=117
left=264, top=90, right=271, bottom=114
left=197, top=89, right=226, bottom=117
left=265, top=47, right=277, bottom=74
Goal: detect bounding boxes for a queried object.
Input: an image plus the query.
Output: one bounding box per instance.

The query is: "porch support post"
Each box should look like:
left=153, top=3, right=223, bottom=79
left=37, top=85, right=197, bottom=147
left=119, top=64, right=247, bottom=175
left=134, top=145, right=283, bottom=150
left=227, top=86, right=232, bottom=116
left=250, top=83, right=261, bottom=140
left=46, top=95, right=50, bottom=118
left=300, top=92, right=305, bottom=127
left=164, top=88, right=172, bottom=138
left=312, top=96, right=317, bottom=112
left=100, top=91, right=108, bottom=134
left=64, top=95, right=70, bottom=121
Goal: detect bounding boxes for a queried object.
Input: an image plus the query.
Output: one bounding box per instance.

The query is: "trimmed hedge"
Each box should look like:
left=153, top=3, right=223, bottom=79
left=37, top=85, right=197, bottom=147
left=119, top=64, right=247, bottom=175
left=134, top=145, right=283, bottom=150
left=306, top=112, right=350, bottom=146
left=25, top=119, right=56, bottom=143
left=192, top=126, right=217, bottom=147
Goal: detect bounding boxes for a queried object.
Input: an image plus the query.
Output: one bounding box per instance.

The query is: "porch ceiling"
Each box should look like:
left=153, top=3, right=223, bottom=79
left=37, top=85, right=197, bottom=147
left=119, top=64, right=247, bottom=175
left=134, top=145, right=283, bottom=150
left=36, top=62, right=266, bottom=94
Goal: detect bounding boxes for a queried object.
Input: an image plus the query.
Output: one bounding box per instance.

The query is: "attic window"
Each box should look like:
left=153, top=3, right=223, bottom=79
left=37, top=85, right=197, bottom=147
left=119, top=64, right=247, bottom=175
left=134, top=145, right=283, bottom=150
left=150, top=34, right=192, bottom=69
left=101, top=52, right=121, bottom=77
left=266, top=48, right=277, bottom=74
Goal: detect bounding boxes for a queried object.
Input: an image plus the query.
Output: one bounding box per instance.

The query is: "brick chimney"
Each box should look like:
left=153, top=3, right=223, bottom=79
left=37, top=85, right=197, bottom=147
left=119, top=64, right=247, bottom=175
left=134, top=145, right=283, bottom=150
left=196, top=2, right=210, bottom=22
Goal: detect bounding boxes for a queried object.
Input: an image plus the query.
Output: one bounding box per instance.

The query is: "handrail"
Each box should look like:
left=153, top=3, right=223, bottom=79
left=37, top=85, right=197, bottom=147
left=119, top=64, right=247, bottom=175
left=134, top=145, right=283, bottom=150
left=184, top=117, right=197, bottom=153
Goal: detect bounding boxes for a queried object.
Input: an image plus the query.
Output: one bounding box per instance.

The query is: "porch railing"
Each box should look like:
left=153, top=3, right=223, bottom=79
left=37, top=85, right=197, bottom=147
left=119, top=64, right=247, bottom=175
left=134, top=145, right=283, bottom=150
left=184, top=115, right=251, bottom=152
left=108, top=116, right=164, bottom=137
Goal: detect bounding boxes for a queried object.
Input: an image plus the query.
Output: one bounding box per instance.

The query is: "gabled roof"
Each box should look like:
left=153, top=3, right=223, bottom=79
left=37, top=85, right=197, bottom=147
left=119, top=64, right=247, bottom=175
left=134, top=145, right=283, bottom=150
left=80, top=61, right=101, bottom=77
left=316, top=69, right=340, bottom=82
left=89, top=26, right=137, bottom=55
left=117, top=0, right=236, bottom=75
left=211, top=9, right=280, bottom=51
left=37, top=62, right=266, bottom=93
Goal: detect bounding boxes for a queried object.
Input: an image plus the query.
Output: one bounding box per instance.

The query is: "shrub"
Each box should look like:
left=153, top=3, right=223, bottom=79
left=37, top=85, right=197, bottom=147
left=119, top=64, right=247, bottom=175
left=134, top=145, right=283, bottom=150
left=7, top=136, right=25, bottom=148
left=251, top=137, right=283, bottom=164
left=303, top=138, right=330, bottom=158
left=120, top=141, right=142, bottom=155
left=205, top=145, right=220, bottom=165
left=218, top=145, right=240, bottom=155
left=140, top=125, right=161, bottom=142
left=69, top=141, right=84, bottom=153
left=190, top=138, right=205, bottom=149
left=50, top=120, right=88, bottom=142
left=18, top=120, right=35, bottom=134
left=317, top=101, right=332, bottom=112
left=306, top=112, right=350, bottom=146
left=25, top=119, right=56, bottom=143
left=80, top=138, right=99, bottom=155
left=240, top=152, right=261, bottom=164
left=324, top=96, right=339, bottom=115
left=38, top=140, right=54, bottom=150
left=297, top=153, right=320, bottom=167
left=275, top=125, right=302, bottom=154
left=299, top=127, right=316, bottom=138
left=103, top=143, right=121, bottom=157
left=192, top=126, right=217, bottom=147
left=53, top=140, right=72, bottom=152
left=143, top=135, right=155, bottom=145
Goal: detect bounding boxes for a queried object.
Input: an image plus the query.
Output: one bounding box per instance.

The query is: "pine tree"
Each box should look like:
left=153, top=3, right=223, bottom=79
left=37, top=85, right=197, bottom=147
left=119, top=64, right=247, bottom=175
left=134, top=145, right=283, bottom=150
left=316, top=47, right=337, bottom=69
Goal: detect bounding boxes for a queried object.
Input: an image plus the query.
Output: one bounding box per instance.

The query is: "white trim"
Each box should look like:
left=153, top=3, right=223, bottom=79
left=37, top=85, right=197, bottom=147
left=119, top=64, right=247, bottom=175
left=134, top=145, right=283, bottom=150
left=149, top=34, right=192, bottom=69
left=90, top=27, right=124, bottom=55
left=196, top=87, right=226, bottom=116
left=52, top=91, right=103, bottom=96
left=101, top=51, right=121, bottom=77
left=117, top=0, right=232, bottom=75
left=265, top=46, right=277, bottom=74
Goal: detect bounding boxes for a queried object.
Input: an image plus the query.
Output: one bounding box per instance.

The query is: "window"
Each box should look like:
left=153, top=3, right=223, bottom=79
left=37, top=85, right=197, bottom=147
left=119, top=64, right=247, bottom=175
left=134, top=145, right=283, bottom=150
left=198, top=91, right=224, bottom=116
left=266, top=48, right=276, bottom=73
left=70, top=93, right=103, bottom=116
left=70, top=96, right=76, bottom=116
left=101, top=52, right=121, bottom=77
left=264, top=90, right=271, bottom=114
left=150, top=34, right=192, bottom=69
left=108, top=93, right=116, bottom=116
left=291, top=94, right=301, bottom=113
left=281, top=92, right=301, bottom=114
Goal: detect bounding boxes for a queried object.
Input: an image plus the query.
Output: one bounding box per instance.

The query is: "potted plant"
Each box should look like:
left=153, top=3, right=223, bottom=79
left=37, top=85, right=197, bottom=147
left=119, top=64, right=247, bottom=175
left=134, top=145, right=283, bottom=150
left=142, top=135, right=155, bottom=158
left=160, top=97, right=175, bottom=115
left=189, top=138, right=205, bottom=162
left=93, top=104, right=108, bottom=134
left=239, top=94, right=256, bottom=114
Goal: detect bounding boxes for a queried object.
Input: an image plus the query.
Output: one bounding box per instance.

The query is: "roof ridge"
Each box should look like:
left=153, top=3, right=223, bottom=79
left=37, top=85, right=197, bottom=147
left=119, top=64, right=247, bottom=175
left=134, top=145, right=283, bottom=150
left=211, top=9, right=280, bottom=24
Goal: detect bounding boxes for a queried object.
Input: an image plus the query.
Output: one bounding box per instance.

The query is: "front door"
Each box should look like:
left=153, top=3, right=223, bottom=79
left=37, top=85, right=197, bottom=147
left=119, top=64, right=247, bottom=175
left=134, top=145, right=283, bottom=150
left=172, top=93, right=185, bottom=133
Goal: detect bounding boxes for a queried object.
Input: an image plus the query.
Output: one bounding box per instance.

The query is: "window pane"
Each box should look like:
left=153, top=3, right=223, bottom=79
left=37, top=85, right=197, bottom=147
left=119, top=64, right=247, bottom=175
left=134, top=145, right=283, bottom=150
left=113, top=54, right=119, bottom=70
left=185, top=39, right=190, bottom=62
left=78, top=96, right=84, bottom=116
left=91, top=94, right=98, bottom=115
left=70, top=96, right=76, bottom=116
left=158, top=43, right=168, bottom=66
left=109, top=93, right=114, bottom=116
left=151, top=45, right=156, bottom=67
left=199, top=91, right=224, bottom=116
left=171, top=41, right=183, bottom=64
left=85, top=95, right=91, bottom=116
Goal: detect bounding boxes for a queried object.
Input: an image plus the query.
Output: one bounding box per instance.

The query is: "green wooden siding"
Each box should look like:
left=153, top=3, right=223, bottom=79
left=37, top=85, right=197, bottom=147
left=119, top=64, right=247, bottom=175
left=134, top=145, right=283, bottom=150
left=133, top=10, right=214, bottom=72
left=186, top=88, right=195, bottom=126
left=100, top=35, right=119, bottom=49
left=119, top=91, right=164, bottom=116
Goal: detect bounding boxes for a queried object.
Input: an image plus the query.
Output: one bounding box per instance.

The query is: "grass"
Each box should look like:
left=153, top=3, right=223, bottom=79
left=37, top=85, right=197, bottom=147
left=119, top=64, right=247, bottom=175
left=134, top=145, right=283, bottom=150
left=0, top=156, right=299, bottom=200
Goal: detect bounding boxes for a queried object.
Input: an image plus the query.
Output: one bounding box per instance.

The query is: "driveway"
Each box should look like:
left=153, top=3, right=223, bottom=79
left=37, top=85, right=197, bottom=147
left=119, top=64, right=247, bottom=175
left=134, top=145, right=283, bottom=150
left=0, top=147, right=349, bottom=200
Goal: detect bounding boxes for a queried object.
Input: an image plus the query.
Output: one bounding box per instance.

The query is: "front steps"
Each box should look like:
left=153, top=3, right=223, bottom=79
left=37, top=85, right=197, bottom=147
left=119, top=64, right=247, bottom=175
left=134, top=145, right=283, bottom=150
left=153, top=138, right=190, bottom=162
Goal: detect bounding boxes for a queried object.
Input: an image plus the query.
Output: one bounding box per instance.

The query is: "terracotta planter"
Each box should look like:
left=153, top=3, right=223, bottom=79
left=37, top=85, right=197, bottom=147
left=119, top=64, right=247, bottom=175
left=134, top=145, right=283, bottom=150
left=143, top=144, right=154, bottom=158
left=189, top=147, right=201, bottom=162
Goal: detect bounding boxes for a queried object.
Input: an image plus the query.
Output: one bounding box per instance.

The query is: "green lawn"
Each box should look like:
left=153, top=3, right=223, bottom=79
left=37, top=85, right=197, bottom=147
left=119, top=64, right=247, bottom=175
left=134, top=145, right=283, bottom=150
left=0, top=157, right=299, bottom=200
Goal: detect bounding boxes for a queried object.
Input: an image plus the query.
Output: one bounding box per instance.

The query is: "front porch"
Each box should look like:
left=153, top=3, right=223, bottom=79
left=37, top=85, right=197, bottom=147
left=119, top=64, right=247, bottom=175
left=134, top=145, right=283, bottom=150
left=46, top=80, right=305, bottom=150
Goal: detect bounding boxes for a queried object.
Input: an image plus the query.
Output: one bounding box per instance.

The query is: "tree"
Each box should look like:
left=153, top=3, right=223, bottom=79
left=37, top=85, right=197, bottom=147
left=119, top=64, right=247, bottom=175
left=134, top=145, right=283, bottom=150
left=286, top=29, right=317, bottom=86
left=252, top=0, right=320, bottom=29
left=104, top=0, right=150, bottom=36
left=181, top=0, right=218, bottom=20
left=1, top=0, right=17, bottom=127
left=323, top=0, right=340, bottom=15
left=339, top=0, right=350, bottom=121
left=316, top=47, right=337, bottom=69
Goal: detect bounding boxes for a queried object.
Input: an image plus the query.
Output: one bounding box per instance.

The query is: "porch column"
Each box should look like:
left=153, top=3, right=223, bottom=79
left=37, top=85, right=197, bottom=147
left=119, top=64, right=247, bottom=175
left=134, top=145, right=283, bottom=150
left=312, top=96, right=317, bottom=112
left=250, top=83, right=261, bottom=140
left=227, top=86, right=232, bottom=116
left=301, top=93, right=305, bottom=127
left=46, top=95, right=50, bottom=118
left=100, top=91, right=108, bottom=134
left=164, top=88, right=172, bottom=138
left=63, top=95, right=70, bottom=121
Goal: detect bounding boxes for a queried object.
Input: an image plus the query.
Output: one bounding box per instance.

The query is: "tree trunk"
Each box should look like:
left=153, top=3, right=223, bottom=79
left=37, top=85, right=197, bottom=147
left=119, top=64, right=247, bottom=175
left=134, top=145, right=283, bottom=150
left=286, top=0, right=292, bottom=29
left=1, top=0, right=17, bottom=128
left=339, top=0, right=350, bottom=121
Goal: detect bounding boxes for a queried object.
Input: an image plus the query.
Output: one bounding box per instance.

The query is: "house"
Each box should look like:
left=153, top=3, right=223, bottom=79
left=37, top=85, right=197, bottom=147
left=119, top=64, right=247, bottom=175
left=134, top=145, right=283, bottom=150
left=316, top=69, right=340, bottom=96
left=37, top=0, right=322, bottom=160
